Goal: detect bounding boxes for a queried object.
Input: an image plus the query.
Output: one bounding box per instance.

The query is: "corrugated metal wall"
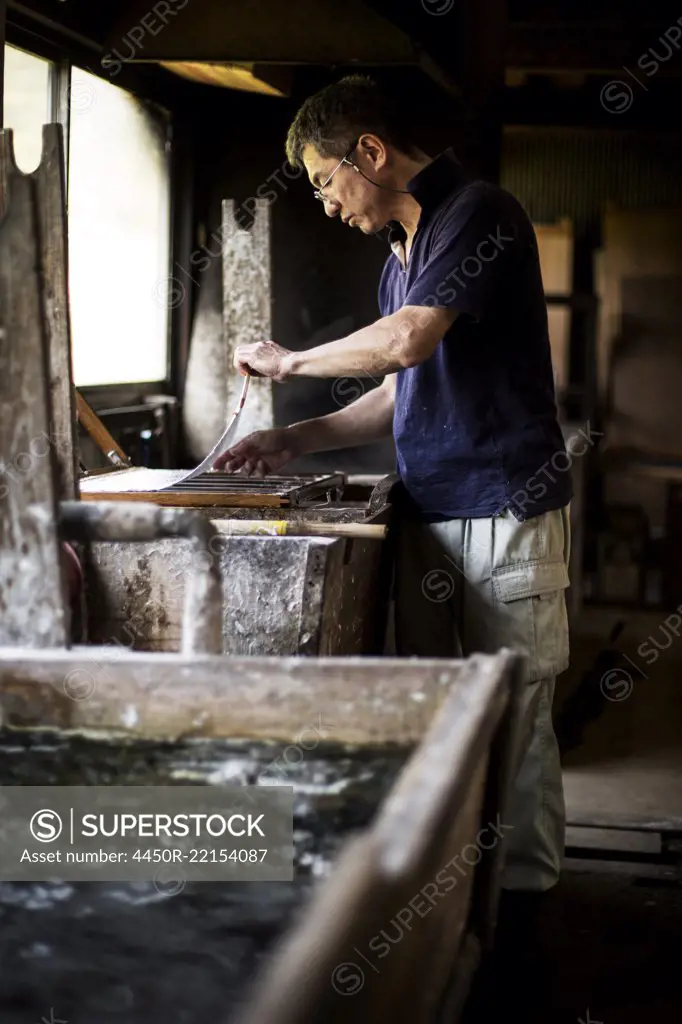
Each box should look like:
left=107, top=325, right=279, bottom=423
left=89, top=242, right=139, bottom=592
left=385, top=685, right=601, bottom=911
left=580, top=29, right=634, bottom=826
left=501, top=127, right=682, bottom=231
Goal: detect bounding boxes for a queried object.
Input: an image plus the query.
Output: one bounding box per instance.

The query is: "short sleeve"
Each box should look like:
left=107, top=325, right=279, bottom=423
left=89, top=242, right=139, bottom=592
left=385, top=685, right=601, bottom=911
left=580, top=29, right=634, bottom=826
left=378, top=254, right=399, bottom=318
left=403, top=184, right=523, bottom=321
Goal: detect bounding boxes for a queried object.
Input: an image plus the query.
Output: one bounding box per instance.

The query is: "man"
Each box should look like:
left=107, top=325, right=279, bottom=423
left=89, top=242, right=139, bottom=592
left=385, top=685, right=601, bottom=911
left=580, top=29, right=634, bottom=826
left=215, top=75, right=571, bottom=900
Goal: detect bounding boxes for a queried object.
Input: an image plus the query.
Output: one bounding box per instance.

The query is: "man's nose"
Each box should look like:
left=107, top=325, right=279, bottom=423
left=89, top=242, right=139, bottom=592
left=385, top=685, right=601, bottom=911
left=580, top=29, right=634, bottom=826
left=323, top=198, right=341, bottom=218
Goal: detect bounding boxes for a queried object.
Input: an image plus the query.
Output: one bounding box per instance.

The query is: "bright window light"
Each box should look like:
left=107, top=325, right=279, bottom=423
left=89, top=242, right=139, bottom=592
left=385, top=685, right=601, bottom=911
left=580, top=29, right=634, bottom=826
left=67, top=67, right=171, bottom=386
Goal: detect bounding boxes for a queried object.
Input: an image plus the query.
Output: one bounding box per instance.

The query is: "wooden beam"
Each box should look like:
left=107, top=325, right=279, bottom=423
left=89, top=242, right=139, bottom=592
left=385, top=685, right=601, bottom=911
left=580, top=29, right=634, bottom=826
left=508, top=21, right=682, bottom=75
left=80, top=489, right=285, bottom=507
left=0, top=649, right=513, bottom=743
left=452, top=0, right=508, bottom=181
left=159, top=61, right=292, bottom=96
left=104, top=0, right=418, bottom=65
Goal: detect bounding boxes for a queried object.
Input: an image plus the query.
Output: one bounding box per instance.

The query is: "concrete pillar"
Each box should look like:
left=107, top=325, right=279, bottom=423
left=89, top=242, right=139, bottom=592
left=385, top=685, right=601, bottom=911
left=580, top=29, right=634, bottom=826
left=182, top=197, right=273, bottom=461
left=222, top=197, right=274, bottom=439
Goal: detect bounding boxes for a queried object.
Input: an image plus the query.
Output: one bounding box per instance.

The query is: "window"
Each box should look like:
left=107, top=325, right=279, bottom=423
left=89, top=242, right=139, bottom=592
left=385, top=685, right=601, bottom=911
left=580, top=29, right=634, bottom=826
left=3, top=49, right=173, bottom=388
left=2, top=44, right=51, bottom=173
left=67, top=68, right=171, bottom=386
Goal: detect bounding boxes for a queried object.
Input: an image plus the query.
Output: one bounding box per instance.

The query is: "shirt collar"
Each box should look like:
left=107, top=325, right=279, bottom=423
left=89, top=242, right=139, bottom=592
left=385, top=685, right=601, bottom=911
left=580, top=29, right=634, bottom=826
left=407, top=147, right=468, bottom=209
left=387, top=148, right=468, bottom=251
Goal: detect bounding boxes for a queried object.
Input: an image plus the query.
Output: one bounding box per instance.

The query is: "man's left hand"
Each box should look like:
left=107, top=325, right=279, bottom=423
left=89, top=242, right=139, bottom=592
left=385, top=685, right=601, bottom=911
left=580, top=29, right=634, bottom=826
left=234, top=341, right=293, bottom=381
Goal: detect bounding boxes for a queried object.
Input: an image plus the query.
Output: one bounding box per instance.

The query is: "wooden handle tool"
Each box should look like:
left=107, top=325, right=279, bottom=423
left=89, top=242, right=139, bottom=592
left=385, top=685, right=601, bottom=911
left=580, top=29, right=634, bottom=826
left=211, top=519, right=386, bottom=539
left=76, top=391, right=132, bottom=468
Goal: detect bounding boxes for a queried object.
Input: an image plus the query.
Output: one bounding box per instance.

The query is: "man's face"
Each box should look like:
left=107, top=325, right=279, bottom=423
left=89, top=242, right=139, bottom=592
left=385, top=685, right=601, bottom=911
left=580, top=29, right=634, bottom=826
left=302, top=141, right=391, bottom=234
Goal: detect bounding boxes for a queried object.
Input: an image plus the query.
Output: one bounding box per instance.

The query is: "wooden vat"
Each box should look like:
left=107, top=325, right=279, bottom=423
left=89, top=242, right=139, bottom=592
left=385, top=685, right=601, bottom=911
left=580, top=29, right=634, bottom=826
left=79, top=477, right=395, bottom=657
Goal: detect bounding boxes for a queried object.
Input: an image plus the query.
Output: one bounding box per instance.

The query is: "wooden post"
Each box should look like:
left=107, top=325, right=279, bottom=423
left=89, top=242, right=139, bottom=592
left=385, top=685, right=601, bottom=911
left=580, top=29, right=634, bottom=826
left=0, top=0, right=6, bottom=130
left=0, top=124, right=78, bottom=499
left=452, top=0, right=508, bottom=182
left=34, top=124, right=79, bottom=500
left=0, top=132, right=68, bottom=647
left=0, top=0, right=8, bottom=216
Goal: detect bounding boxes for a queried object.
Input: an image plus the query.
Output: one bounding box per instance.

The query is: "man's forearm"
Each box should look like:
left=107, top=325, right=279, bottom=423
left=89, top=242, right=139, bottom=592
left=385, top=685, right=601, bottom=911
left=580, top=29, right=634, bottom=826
left=287, top=377, right=395, bottom=455
left=285, top=314, right=408, bottom=378
left=236, top=307, right=458, bottom=381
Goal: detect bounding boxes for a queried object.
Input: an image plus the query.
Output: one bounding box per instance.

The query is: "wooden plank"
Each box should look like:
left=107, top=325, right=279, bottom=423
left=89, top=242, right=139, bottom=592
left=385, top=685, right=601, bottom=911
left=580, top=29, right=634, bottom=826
left=0, top=650, right=505, bottom=744
left=623, top=463, right=682, bottom=483
left=80, top=489, right=286, bottom=507
left=0, top=131, right=68, bottom=647
left=566, top=806, right=682, bottom=833
left=565, top=825, right=662, bottom=856
left=33, top=124, right=79, bottom=500
left=563, top=857, right=681, bottom=882
left=316, top=533, right=390, bottom=656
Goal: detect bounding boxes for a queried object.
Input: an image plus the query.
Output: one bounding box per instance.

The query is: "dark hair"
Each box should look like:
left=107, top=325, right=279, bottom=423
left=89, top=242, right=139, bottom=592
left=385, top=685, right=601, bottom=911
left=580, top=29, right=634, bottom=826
left=285, top=75, right=420, bottom=168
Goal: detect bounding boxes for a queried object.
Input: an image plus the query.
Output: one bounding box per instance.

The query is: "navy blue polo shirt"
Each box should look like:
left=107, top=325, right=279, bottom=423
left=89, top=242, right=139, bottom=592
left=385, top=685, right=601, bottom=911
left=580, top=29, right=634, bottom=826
left=378, top=149, right=572, bottom=521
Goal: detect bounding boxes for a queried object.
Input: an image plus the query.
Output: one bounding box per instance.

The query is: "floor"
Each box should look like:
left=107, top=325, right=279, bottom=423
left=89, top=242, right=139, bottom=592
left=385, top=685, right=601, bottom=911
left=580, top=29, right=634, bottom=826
left=466, top=867, right=682, bottom=1024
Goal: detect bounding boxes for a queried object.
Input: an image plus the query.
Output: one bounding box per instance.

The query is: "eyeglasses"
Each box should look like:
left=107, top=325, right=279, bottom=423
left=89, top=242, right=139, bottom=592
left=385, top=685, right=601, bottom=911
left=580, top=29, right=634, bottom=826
left=313, top=139, right=358, bottom=201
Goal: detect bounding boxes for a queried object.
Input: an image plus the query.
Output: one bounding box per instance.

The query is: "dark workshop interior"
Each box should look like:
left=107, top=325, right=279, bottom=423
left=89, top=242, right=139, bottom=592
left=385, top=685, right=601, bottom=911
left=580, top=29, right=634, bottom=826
left=1, top=1, right=682, bottom=1022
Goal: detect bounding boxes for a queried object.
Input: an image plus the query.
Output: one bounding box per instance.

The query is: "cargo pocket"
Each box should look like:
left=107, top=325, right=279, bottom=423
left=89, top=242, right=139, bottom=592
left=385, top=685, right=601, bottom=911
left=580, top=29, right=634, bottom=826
left=491, top=559, right=570, bottom=683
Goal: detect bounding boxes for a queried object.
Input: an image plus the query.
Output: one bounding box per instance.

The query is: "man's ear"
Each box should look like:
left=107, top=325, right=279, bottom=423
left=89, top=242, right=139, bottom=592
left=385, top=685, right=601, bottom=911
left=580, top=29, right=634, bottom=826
left=357, top=134, right=387, bottom=170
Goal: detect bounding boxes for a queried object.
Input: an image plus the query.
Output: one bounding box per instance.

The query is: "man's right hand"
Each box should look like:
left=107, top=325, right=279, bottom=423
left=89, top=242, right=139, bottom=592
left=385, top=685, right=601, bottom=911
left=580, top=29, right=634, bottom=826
left=212, top=427, right=297, bottom=476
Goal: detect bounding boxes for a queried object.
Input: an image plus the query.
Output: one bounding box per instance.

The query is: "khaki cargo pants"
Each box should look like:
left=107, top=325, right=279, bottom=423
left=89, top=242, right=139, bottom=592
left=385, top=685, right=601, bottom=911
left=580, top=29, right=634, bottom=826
left=394, top=503, right=571, bottom=892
